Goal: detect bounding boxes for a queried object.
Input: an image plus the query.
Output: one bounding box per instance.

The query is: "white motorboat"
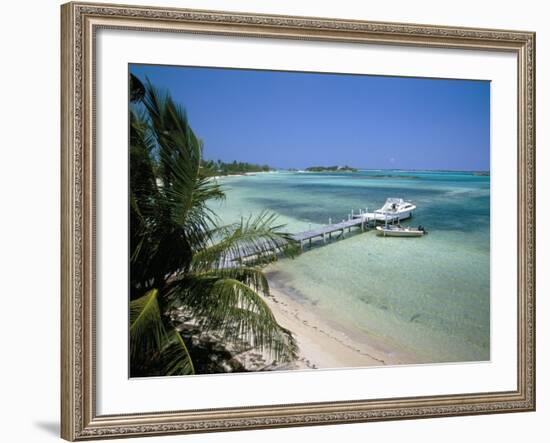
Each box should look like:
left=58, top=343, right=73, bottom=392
left=352, top=198, right=417, bottom=225
left=376, top=225, right=427, bottom=237
left=374, top=198, right=416, bottom=221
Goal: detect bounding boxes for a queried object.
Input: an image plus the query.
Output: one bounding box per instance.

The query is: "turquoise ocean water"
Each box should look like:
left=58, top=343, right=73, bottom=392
left=212, top=170, right=490, bottom=364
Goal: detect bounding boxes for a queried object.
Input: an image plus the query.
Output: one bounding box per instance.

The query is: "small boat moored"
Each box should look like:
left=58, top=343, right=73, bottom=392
left=376, top=225, right=427, bottom=237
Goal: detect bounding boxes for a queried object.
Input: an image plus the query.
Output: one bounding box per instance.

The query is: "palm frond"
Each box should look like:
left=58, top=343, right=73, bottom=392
left=142, top=80, right=224, bottom=249
left=161, top=330, right=195, bottom=376
left=129, top=289, right=165, bottom=358
left=192, top=211, right=299, bottom=271
left=130, top=73, right=146, bottom=103
left=207, top=278, right=297, bottom=361
left=172, top=276, right=297, bottom=362
left=173, top=266, right=270, bottom=297
left=130, top=80, right=226, bottom=290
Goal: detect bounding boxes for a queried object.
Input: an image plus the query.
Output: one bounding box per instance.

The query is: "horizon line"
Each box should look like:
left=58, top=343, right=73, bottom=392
left=277, top=167, right=491, bottom=173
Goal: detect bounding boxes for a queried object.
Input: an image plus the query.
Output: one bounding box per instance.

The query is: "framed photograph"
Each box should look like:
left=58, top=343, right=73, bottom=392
left=61, top=1, right=536, bottom=440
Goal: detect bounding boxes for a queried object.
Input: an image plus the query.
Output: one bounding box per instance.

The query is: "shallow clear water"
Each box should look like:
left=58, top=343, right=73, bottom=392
left=211, top=170, right=490, bottom=364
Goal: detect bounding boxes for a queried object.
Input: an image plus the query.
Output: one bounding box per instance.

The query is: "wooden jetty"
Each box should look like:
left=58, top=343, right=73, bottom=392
left=292, top=217, right=369, bottom=250
left=225, top=208, right=404, bottom=265
left=292, top=210, right=402, bottom=250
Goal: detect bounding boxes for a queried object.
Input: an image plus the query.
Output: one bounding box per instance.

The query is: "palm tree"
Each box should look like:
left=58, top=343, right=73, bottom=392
left=129, top=75, right=298, bottom=376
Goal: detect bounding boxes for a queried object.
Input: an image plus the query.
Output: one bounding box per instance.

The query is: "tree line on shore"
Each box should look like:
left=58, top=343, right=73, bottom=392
left=305, top=165, right=357, bottom=172
left=200, top=159, right=271, bottom=176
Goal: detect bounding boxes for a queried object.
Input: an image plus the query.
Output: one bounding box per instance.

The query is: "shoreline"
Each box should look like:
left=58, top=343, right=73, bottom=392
left=212, top=171, right=274, bottom=179
left=263, top=283, right=421, bottom=371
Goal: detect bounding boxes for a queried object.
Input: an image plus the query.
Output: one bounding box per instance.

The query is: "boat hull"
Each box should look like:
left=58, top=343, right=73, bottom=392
left=354, top=210, right=413, bottom=223
left=376, top=226, right=425, bottom=237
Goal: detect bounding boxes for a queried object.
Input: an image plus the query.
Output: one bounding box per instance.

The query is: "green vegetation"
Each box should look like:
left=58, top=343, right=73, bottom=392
left=200, top=159, right=271, bottom=177
left=129, top=74, right=298, bottom=376
left=305, top=165, right=358, bottom=172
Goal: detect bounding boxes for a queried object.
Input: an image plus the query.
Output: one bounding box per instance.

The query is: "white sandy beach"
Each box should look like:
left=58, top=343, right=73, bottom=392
left=263, top=285, right=420, bottom=371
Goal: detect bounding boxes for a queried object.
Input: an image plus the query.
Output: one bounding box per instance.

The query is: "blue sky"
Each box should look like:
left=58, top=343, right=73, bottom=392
left=130, top=64, right=490, bottom=171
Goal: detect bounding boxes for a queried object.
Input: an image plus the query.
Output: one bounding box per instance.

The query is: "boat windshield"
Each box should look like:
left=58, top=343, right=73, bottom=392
left=377, top=198, right=405, bottom=213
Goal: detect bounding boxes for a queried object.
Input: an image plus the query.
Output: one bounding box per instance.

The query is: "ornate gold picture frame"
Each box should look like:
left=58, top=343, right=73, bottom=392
left=61, top=2, right=535, bottom=440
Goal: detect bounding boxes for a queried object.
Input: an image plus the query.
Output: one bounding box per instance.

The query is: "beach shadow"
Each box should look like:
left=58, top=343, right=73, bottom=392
left=33, top=420, right=59, bottom=436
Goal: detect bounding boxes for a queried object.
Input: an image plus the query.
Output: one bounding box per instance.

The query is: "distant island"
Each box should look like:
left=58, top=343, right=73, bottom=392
left=306, top=165, right=358, bottom=172
left=201, top=159, right=272, bottom=177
